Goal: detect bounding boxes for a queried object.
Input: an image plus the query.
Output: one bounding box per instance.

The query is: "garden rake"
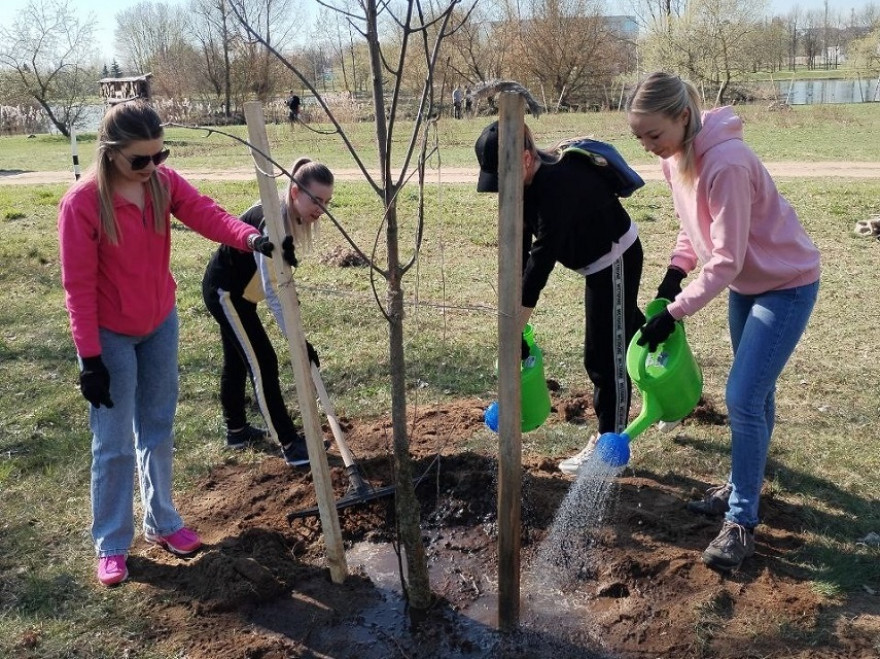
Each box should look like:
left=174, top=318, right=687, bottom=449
left=287, top=363, right=398, bottom=520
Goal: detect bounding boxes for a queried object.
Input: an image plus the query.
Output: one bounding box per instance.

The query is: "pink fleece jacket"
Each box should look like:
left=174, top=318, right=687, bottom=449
left=58, top=166, right=260, bottom=357
left=662, top=107, right=821, bottom=320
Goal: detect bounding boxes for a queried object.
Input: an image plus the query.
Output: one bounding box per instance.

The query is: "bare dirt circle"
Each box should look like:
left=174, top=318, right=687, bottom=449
left=104, top=391, right=878, bottom=659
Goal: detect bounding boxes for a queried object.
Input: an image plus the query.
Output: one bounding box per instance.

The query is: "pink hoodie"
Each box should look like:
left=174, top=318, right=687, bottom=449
left=59, top=166, right=260, bottom=357
left=662, top=107, right=820, bottom=320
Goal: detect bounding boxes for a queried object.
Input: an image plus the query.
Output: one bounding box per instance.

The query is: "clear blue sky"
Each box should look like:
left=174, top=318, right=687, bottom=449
left=0, top=0, right=875, bottom=64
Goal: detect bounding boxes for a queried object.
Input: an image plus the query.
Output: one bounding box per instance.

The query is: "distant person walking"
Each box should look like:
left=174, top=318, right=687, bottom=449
left=452, top=85, right=463, bottom=119
left=627, top=72, right=820, bottom=573
left=464, top=85, right=473, bottom=116
left=286, top=91, right=301, bottom=122
left=58, top=100, right=278, bottom=587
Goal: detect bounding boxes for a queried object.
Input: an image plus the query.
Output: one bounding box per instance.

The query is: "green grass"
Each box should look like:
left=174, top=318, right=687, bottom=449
left=2, top=103, right=880, bottom=176
left=1, top=113, right=879, bottom=656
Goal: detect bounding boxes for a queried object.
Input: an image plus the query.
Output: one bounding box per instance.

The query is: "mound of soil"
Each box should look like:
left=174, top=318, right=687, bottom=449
left=119, top=394, right=876, bottom=658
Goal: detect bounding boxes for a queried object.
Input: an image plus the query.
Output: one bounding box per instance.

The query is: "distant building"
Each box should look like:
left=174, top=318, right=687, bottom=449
left=604, top=15, right=639, bottom=41
left=98, top=74, right=153, bottom=105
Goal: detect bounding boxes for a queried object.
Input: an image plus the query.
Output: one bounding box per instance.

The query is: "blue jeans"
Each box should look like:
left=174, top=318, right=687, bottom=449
left=88, top=308, right=184, bottom=557
left=725, top=281, right=819, bottom=529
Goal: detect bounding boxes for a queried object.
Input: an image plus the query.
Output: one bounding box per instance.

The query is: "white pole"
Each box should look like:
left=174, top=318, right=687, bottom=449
left=70, top=126, right=80, bottom=180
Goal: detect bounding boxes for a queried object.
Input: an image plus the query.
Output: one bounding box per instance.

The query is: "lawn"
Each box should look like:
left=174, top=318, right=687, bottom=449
left=1, top=107, right=879, bottom=657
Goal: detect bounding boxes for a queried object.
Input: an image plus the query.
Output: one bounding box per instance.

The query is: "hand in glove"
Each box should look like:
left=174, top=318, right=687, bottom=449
left=306, top=341, right=320, bottom=368
left=521, top=337, right=531, bottom=361
left=636, top=309, right=677, bottom=352
left=281, top=235, right=298, bottom=268
left=79, top=355, right=114, bottom=409
left=656, top=266, right=686, bottom=302
left=249, top=234, right=274, bottom=257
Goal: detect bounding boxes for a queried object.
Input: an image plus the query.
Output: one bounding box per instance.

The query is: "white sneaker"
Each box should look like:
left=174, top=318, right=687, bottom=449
left=657, top=419, right=681, bottom=433
left=558, top=434, right=599, bottom=476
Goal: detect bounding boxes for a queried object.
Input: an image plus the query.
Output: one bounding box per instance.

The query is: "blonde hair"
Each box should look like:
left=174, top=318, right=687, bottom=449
left=285, top=158, right=334, bottom=251
left=94, top=100, right=168, bottom=245
left=626, top=72, right=703, bottom=184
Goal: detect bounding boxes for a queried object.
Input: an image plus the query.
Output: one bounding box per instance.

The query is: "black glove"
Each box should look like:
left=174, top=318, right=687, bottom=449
left=306, top=341, right=320, bottom=368
left=521, top=337, right=530, bottom=361
left=636, top=309, right=677, bottom=352
left=251, top=235, right=274, bottom=257
left=656, top=266, right=686, bottom=302
left=79, top=355, right=114, bottom=409
left=281, top=235, right=298, bottom=268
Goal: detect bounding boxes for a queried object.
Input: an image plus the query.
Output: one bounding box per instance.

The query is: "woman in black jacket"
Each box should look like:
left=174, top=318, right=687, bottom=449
left=201, top=158, right=333, bottom=466
left=475, top=121, right=645, bottom=476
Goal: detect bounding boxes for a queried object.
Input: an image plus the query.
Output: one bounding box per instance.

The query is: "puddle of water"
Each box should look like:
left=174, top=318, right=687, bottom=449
left=345, top=451, right=622, bottom=649
left=346, top=540, right=499, bottom=654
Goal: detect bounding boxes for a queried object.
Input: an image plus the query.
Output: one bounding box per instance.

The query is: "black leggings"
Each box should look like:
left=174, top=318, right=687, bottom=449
left=202, top=284, right=299, bottom=446
left=584, top=238, right=645, bottom=434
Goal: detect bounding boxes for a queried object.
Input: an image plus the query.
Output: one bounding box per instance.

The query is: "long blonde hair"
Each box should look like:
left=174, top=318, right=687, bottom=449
left=626, top=72, right=703, bottom=184
left=285, top=158, right=334, bottom=251
left=95, top=100, right=169, bottom=244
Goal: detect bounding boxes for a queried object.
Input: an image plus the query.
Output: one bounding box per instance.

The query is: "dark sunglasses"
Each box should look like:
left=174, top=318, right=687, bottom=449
left=118, top=148, right=170, bottom=171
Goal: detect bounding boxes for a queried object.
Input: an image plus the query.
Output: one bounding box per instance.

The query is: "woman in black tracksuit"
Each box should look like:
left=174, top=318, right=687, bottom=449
left=474, top=121, right=645, bottom=475
left=201, top=158, right=334, bottom=467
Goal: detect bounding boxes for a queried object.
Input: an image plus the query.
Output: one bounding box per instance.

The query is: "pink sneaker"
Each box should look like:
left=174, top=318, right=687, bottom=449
left=145, top=527, right=202, bottom=555
left=97, top=555, right=128, bottom=586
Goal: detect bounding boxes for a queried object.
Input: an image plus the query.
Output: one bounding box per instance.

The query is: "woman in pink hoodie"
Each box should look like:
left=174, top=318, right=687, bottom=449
left=59, top=100, right=279, bottom=586
left=626, top=73, right=820, bottom=573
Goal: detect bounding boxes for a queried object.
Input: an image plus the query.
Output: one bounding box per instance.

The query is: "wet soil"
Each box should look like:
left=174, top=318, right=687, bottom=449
left=117, top=393, right=877, bottom=659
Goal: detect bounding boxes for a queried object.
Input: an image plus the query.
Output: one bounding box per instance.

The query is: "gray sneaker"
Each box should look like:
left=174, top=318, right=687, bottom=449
left=702, top=520, right=755, bottom=572
left=281, top=439, right=310, bottom=467
left=687, top=482, right=732, bottom=517
left=226, top=424, right=268, bottom=450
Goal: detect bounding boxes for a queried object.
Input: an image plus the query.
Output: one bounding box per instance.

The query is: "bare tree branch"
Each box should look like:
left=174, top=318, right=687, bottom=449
left=165, top=121, right=384, bottom=277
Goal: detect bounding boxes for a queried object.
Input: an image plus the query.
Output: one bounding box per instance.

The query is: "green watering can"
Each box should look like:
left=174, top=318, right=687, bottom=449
left=484, top=324, right=552, bottom=433
left=595, top=298, right=703, bottom=466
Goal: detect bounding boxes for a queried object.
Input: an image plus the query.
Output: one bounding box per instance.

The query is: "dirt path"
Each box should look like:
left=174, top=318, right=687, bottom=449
left=3, top=161, right=880, bottom=185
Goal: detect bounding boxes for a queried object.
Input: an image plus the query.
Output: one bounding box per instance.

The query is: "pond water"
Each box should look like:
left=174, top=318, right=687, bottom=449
left=773, top=77, right=880, bottom=104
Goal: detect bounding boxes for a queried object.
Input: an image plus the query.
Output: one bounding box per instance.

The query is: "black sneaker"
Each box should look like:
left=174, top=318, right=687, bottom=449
left=281, top=440, right=310, bottom=467
left=687, top=482, right=732, bottom=517
left=702, top=520, right=755, bottom=572
left=226, top=424, right=268, bottom=450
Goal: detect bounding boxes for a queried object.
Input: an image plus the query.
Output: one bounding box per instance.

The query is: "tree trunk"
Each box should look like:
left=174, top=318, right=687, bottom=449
left=364, top=0, right=431, bottom=610
left=385, top=201, right=432, bottom=610
left=37, top=98, right=68, bottom=137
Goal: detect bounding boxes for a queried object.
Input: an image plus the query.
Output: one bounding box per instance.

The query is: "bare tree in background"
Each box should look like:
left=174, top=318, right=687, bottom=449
left=627, top=0, right=688, bottom=33
left=229, top=0, right=300, bottom=99
left=189, top=0, right=239, bottom=116
left=116, top=1, right=189, bottom=75
left=501, top=0, right=622, bottom=109
left=228, top=0, right=474, bottom=610
left=0, top=0, right=97, bottom=137
left=802, top=10, right=823, bottom=70
left=640, top=0, right=767, bottom=104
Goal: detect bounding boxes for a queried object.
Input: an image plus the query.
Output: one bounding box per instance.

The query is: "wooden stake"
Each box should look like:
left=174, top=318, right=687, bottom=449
left=496, top=92, right=524, bottom=632
left=243, top=101, right=348, bottom=584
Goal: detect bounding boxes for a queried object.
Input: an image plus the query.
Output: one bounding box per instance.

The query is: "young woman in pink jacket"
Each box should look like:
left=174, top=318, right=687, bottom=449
left=627, top=72, right=820, bottom=573
left=58, top=100, right=278, bottom=586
